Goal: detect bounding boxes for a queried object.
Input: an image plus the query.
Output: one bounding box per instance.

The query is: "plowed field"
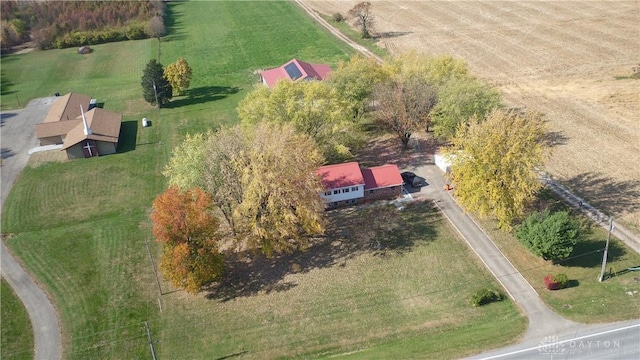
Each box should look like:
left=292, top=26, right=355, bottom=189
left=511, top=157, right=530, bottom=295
left=305, top=0, right=640, bottom=230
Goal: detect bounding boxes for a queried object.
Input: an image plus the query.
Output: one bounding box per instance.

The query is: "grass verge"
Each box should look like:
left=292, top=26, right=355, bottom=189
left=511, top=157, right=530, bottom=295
left=318, top=14, right=390, bottom=59
left=1, top=278, right=34, bottom=360
left=473, top=189, right=640, bottom=323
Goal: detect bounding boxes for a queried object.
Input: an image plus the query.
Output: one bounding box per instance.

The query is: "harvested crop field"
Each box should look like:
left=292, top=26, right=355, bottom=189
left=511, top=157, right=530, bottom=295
left=304, top=0, right=640, bottom=231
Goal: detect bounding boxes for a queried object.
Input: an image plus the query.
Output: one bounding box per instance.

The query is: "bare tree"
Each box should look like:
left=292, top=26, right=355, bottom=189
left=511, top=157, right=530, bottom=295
left=348, top=2, right=374, bottom=39
left=372, top=76, right=437, bottom=149
left=147, top=15, right=165, bottom=60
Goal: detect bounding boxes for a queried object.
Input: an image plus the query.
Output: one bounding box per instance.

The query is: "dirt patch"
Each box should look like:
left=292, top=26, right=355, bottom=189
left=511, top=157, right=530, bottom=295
left=305, top=0, right=640, bottom=231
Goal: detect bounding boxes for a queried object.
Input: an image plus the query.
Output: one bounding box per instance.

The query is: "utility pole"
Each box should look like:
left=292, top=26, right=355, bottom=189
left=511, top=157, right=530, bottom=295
left=145, top=321, right=158, bottom=360
left=152, top=81, right=160, bottom=116
left=598, top=217, right=613, bottom=282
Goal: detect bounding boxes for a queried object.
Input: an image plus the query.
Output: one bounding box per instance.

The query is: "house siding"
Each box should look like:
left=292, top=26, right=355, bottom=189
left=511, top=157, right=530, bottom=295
left=65, top=144, right=85, bottom=159
left=96, top=141, right=116, bottom=155
left=364, top=186, right=402, bottom=202
left=319, top=185, right=364, bottom=203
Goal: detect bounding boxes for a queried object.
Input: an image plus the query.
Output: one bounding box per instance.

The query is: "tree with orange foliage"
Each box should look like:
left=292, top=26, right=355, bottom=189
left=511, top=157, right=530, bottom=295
left=151, top=186, right=223, bottom=293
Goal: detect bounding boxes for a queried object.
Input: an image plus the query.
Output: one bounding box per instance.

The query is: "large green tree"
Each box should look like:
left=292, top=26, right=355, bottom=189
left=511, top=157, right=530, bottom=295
left=516, top=210, right=580, bottom=262
left=325, top=54, right=390, bottom=118
left=236, top=123, right=326, bottom=256
left=387, top=52, right=470, bottom=86
left=237, top=80, right=359, bottom=161
left=163, top=123, right=326, bottom=256
left=141, top=59, right=172, bottom=106
left=151, top=186, right=223, bottom=293
left=372, top=75, right=437, bottom=148
left=431, top=77, right=501, bottom=140
left=447, top=109, right=549, bottom=228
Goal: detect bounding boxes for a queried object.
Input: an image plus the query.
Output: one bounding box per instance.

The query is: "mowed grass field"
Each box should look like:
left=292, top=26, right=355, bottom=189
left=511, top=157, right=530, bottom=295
left=0, top=1, right=531, bottom=358
left=154, top=203, right=526, bottom=359
left=1, top=278, right=34, bottom=360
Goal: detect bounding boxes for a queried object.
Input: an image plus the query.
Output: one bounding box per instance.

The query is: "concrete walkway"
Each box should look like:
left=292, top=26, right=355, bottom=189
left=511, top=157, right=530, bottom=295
left=1, top=98, right=62, bottom=360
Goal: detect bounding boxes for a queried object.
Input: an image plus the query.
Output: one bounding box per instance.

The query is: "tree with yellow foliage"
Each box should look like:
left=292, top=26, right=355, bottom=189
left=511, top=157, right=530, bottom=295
left=446, top=109, right=549, bottom=228
left=164, top=57, right=192, bottom=96
left=163, top=123, right=326, bottom=257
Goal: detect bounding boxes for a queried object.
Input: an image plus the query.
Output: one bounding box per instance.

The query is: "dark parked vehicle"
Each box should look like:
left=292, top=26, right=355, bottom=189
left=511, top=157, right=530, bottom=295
left=401, top=171, right=424, bottom=187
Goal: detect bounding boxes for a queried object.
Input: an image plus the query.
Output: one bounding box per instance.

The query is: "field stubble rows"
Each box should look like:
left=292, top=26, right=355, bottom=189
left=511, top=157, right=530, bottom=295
left=305, top=0, right=640, bottom=231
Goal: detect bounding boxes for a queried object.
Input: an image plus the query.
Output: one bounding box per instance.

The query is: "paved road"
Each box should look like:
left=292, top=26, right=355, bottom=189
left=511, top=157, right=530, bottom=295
left=468, top=320, right=640, bottom=360
left=1, top=97, right=62, bottom=360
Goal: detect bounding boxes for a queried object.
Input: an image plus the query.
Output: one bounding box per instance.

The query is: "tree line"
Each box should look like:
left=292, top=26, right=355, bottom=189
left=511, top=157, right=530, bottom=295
left=0, top=0, right=166, bottom=50
left=151, top=50, right=580, bottom=293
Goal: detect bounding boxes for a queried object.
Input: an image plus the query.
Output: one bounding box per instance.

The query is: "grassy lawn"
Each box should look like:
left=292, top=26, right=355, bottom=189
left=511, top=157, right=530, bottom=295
left=153, top=202, right=526, bottom=359
left=1, top=0, right=635, bottom=358
left=1, top=278, right=34, bottom=360
left=474, top=189, right=640, bottom=323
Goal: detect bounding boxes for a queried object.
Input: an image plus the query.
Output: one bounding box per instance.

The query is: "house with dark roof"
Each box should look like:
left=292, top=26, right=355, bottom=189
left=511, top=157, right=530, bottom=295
left=316, top=162, right=403, bottom=208
left=260, top=58, right=332, bottom=88
left=35, top=93, right=122, bottom=159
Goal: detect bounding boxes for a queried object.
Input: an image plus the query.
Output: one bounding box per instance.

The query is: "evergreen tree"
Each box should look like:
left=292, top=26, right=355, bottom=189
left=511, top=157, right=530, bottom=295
left=141, top=59, right=172, bottom=106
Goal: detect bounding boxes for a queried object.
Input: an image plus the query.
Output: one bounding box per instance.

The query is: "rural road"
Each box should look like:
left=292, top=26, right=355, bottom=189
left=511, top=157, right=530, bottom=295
left=1, top=97, right=63, bottom=360
left=468, top=320, right=640, bottom=360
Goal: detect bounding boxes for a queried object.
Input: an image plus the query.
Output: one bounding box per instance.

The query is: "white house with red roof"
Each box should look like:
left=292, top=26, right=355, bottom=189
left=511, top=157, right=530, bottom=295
left=315, top=162, right=365, bottom=207
left=261, top=58, right=333, bottom=88
left=316, top=162, right=403, bottom=208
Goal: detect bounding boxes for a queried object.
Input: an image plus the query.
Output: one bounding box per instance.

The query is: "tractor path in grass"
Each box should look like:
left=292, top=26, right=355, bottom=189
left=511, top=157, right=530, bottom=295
left=1, top=98, right=62, bottom=360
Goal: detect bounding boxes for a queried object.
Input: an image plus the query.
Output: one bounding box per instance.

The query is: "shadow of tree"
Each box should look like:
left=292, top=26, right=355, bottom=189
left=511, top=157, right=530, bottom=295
left=0, top=113, right=17, bottom=126
left=165, top=86, right=240, bottom=108
left=205, top=201, right=439, bottom=301
left=374, top=31, right=413, bottom=39
left=562, top=172, right=640, bottom=218
left=1, top=70, right=16, bottom=96
left=1, top=147, right=15, bottom=159
left=117, top=120, right=138, bottom=153
left=162, top=2, right=185, bottom=42
left=544, top=130, right=569, bottom=147
left=557, top=238, right=625, bottom=268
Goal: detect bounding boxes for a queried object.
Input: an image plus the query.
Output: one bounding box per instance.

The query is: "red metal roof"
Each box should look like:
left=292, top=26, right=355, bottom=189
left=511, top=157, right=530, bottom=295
left=315, top=162, right=364, bottom=189
left=261, top=58, right=333, bottom=88
left=362, top=164, right=403, bottom=190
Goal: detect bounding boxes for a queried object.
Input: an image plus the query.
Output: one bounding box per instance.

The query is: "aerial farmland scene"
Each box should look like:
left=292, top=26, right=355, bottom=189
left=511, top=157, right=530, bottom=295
left=1, top=1, right=638, bottom=359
